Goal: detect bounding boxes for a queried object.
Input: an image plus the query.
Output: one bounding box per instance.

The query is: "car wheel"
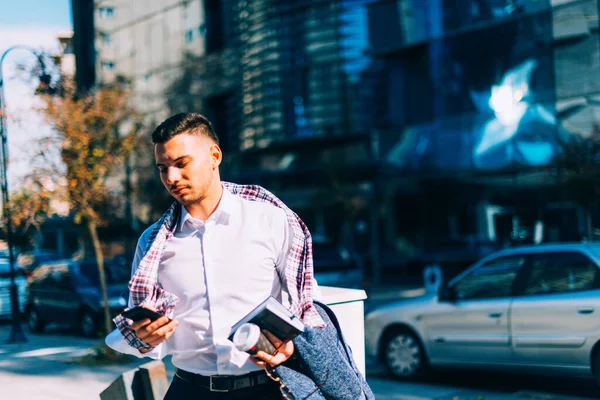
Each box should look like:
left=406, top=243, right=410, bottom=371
left=79, top=309, right=97, bottom=338
left=26, top=306, right=45, bottom=333
left=381, top=327, right=428, bottom=380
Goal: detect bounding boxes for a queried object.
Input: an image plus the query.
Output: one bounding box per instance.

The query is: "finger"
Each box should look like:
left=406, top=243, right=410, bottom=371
left=151, top=319, right=179, bottom=337
left=261, top=330, right=283, bottom=348
left=263, top=339, right=294, bottom=358
left=255, top=350, right=287, bottom=367
left=142, top=320, right=179, bottom=345
left=130, top=318, right=152, bottom=331
left=136, top=316, right=171, bottom=337
left=136, top=317, right=175, bottom=340
left=144, top=328, right=176, bottom=346
left=249, top=358, right=266, bottom=368
left=254, top=350, right=271, bottom=361
left=253, top=350, right=275, bottom=365
left=147, top=316, right=172, bottom=330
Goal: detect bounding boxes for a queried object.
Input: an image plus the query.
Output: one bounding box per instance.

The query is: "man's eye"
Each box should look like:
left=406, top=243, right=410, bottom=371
left=176, top=162, right=187, bottom=168
left=158, top=167, right=166, bottom=173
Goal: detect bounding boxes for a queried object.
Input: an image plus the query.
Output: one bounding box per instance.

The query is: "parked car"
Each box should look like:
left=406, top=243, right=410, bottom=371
left=365, top=243, right=600, bottom=385
left=17, top=250, right=61, bottom=276
left=25, top=258, right=129, bottom=337
left=312, top=240, right=365, bottom=289
left=0, top=258, right=26, bottom=317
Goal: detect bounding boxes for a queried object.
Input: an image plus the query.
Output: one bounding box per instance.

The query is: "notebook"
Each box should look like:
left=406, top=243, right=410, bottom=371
left=228, top=296, right=305, bottom=342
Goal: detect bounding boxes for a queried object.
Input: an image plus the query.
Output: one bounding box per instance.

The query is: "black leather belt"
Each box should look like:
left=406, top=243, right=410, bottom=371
left=174, top=368, right=270, bottom=392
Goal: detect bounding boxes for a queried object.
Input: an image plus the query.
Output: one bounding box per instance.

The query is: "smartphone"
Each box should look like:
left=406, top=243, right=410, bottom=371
left=121, top=306, right=165, bottom=322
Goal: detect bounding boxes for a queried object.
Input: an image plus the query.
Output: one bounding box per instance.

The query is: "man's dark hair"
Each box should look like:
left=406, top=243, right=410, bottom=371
left=151, top=112, right=219, bottom=145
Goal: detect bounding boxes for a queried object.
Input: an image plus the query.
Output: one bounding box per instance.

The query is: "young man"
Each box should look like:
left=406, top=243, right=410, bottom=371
left=107, top=113, right=323, bottom=399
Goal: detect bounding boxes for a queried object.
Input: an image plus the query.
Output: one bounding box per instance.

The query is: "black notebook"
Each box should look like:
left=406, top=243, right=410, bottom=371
left=228, top=296, right=305, bottom=342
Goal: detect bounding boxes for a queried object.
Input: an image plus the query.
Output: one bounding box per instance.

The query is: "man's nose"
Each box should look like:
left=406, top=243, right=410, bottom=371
left=165, top=167, right=181, bottom=185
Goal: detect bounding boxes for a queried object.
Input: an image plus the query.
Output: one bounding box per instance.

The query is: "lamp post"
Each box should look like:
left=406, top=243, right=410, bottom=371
left=0, top=45, right=50, bottom=343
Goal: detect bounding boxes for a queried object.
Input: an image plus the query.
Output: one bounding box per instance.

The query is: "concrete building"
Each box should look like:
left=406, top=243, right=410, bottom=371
left=55, top=32, right=76, bottom=78
left=71, top=0, right=227, bottom=226
left=90, top=0, right=212, bottom=120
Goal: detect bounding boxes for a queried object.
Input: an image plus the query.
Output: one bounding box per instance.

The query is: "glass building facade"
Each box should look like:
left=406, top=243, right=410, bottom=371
left=229, top=0, right=372, bottom=150
left=170, top=0, right=600, bottom=282
left=367, top=0, right=565, bottom=171
left=360, top=0, right=600, bottom=278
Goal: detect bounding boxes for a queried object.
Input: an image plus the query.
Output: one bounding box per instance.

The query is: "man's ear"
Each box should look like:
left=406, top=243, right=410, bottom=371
left=211, top=144, right=222, bottom=169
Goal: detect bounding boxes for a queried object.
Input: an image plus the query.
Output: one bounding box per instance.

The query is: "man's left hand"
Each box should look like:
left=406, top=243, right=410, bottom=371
left=249, top=330, right=294, bottom=368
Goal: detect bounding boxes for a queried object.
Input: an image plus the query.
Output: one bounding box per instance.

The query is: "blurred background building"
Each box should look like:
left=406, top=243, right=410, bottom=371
left=69, top=0, right=600, bottom=284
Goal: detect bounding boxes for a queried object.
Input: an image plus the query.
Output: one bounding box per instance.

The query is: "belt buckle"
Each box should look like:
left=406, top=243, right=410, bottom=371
left=209, top=376, right=231, bottom=392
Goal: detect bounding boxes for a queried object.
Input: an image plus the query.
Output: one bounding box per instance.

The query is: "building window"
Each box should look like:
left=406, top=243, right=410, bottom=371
left=198, top=24, right=207, bottom=36
left=204, top=0, right=224, bottom=53
left=100, top=32, right=111, bottom=46
left=185, top=29, right=194, bottom=43
left=101, top=61, right=115, bottom=71
left=99, top=6, right=115, bottom=19
left=205, top=92, right=237, bottom=153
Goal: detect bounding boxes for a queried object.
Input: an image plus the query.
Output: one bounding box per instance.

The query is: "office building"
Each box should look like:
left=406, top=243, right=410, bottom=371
left=364, top=0, right=600, bottom=274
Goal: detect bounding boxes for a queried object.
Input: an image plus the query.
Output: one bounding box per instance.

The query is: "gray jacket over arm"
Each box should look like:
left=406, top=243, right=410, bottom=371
left=273, top=302, right=375, bottom=400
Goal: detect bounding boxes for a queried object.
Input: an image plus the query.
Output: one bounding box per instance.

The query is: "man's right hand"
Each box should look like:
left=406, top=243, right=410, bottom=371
left=131, top=310, right=179, bottom=354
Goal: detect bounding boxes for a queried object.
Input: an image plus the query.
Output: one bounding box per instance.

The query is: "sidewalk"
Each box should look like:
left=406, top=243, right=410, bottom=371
left=1, top=323, right=597, bottom=400
left=0, top=326, right=450, bottom=400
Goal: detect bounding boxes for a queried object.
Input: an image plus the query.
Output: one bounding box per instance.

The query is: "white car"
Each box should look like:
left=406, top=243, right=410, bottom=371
left=0, top=258, right=27, bottom=317
left=366, top=243, right=600, bottom=385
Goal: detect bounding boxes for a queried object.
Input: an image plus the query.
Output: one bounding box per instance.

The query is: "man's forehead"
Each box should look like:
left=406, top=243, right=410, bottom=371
left=154, top=135, right=210, bottom=158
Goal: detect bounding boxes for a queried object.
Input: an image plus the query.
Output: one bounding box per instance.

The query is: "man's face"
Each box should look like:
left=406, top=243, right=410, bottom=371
left=154, top=133, right=220, bottom=206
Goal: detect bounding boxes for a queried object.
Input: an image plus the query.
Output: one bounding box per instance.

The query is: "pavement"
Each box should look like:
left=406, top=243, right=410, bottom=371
left=1, top=324, right=598, bottom=400
left=0, top=281, right=598, bottom=400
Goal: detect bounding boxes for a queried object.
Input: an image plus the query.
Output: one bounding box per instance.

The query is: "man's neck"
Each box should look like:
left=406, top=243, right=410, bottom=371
left=185, top=182, right=223, bottom=222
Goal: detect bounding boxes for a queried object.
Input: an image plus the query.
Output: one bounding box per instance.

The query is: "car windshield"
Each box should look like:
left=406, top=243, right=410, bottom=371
left=72, top=261, right=130, bottom=286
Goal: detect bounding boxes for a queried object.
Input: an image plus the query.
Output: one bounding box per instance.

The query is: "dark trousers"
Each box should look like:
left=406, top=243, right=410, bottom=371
left=164, top=374, right=282, bottom=400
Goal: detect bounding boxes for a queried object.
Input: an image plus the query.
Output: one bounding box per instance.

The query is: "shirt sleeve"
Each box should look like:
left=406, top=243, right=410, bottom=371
left=105, top=229, right=167, bottom=359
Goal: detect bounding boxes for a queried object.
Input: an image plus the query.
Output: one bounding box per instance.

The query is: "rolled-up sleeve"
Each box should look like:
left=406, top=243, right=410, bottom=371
left=105, top=227, right=167, bottom=359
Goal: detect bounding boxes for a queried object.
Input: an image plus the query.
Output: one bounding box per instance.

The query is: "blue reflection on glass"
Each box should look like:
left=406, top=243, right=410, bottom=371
left=386, top=58, right=563, bottom=171
left=472, top=59, right=536, bottom=156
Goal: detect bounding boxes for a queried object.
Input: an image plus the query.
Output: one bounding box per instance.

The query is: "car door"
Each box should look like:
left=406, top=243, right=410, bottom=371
left=511, top=251, right=600, bottom=368
left=423, top=254, right=527, bottom=365
left=50, top=263, right=80, bottom=326
left=36, top=263, right=75, bottom=325
left=30, top=265, right=59, bottom=322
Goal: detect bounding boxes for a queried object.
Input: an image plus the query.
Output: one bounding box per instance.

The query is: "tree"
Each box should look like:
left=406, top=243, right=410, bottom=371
left=10, top=185, right=50, bottom=234
left=551, top=126, right=600, bottom=241
left=36, top=80, right=141, bottom=335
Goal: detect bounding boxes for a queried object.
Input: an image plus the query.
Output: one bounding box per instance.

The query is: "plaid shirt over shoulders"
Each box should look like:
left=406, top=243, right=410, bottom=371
left=113, top=181, right=326, bottom=351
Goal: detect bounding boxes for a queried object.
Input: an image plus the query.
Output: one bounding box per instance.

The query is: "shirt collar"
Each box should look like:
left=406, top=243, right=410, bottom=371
left=178, top=185, right=236, bottom=231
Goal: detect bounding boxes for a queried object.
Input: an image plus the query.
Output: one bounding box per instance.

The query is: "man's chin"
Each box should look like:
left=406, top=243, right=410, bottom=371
left=176, top=195, right=199, bottom=207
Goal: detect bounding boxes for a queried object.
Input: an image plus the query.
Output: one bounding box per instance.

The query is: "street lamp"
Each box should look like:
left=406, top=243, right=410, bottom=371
left=0, top=45, right=51, bottom=344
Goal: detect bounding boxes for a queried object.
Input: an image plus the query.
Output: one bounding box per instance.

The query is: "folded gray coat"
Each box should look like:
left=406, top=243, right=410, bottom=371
left=272, top=302, right=375, bottom=400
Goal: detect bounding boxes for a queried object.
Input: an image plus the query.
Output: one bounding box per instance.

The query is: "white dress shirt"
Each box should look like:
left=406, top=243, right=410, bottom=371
left=106, top=187, right=320, bottom=376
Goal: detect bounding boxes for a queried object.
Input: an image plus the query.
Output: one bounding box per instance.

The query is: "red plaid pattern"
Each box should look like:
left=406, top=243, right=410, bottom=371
left=113, top=182, right=325, bottom=350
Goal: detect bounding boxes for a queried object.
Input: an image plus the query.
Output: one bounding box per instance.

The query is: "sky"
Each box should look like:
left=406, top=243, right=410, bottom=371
left=0, top=0, right=72, bottom=188
left=0, top=0, right=72, bottom=27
